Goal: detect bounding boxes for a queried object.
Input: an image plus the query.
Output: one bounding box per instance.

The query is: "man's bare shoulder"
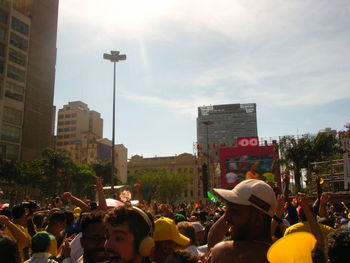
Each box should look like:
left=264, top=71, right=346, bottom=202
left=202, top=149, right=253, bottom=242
left=209, top=240, right=269, bottom=263
left=209, top=240, right=235, bottom=263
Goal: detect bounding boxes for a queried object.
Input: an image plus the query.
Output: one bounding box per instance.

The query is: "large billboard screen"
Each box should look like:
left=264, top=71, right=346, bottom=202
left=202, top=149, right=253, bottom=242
left=220, top=143, right=279, bottom=189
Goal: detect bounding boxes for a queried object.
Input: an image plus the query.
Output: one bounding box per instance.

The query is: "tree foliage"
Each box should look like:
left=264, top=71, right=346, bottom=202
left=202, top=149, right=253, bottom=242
left=279, top=132, right=343, bottom=192
left=128, top=168, right=191, bottom=203
left=0, top=148, right=98, bottom=200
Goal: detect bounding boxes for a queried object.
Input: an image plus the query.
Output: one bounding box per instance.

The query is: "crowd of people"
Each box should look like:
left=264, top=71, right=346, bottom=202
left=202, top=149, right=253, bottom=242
left=0, top=176, right=350, bottom=263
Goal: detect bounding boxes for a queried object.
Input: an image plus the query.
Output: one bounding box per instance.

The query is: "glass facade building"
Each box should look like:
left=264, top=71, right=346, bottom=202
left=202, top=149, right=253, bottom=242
left=197, top=103, right=258, bottom=155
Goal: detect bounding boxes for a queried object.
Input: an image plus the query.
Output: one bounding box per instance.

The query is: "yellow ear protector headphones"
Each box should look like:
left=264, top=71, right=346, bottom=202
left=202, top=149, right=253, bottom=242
left=132, top=206, right=155, bottom=257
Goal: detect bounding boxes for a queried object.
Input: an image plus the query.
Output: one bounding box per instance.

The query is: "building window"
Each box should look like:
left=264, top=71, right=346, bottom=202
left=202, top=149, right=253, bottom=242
left=1, top=143, right=19, bottom=160
left=1, top=124, right=21, bottom=143
left=0, top=27, right=6, bottom=41
left=10, top=32, right=28, bottom=51
left=57, top=121, right=63, bottom=126
left=57, top=135, right=63, bottom=139
left=58, top=115, right=64, bottom=119
left=190, top=190, right=194, bottom=197
left=71, top=127, right=76, bottom=131
left=0, top=60, right=4, bottom=74
left=0, top=43, right=5, bottom=57
left=7, top=64, right=25, bottom=82
left=57, top=128, right=63, bottom=132
left=9, top=48, right=27, bottom=66
left=64, top=128, right=69, bottom=132
left=71, top=120, right=76, bottom=124
left=5, top=81, right=24, bottom=101
left=65, top=114, right=71, bottom=118
left=57, top=142, right=63, bottom=146
left=0, top=10, right=8, bottom=24
left=11, top=17, right=29, bottom=36
left=71, top=113, right=77, bottom=117
left=3, top=107, right=22, bottom=125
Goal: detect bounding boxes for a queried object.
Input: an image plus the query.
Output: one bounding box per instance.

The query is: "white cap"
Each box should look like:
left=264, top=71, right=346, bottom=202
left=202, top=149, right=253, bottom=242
left=213, top=179, right=277, bottom=217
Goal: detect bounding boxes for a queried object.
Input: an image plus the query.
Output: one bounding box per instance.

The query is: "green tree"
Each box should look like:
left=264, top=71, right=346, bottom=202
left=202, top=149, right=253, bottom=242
left=128, top=168, right=191, bottom=203
left=72, top=164, right=96, bottom=198
left=90, top=160, right=116, bottom=185
left=40, top=148, right=76, bottom=195
left=279, top=132, right=342, bottom=192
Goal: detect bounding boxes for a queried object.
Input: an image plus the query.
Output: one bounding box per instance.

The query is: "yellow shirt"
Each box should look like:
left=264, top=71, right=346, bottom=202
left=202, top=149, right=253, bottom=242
left=246, top=171, right=260, bottom=180
left=42, top=230, right=58, bottom=257
left=284, top=221, right=334, bottom=242
left=14, top=224, right=31, bottom=262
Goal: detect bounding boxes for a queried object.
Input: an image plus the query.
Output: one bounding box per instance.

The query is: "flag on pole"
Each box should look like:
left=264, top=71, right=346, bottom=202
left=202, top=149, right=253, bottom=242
left=207, top=191, right=218, bottom=203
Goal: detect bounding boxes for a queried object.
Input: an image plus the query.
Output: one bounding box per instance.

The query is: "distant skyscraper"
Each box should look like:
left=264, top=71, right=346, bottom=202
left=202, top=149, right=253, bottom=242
left=197, top=103, right=258, bottom=154
left=56, top=101, right=103, bottom=156
left=0, top=0, right=59, bottom=160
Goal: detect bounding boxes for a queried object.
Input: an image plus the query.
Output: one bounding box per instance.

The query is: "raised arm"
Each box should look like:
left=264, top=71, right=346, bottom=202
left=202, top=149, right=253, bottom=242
left=319, top=193, right=330, bottom=218
left=96, top=177, right=107, bottom=210
left=61, top=192, right=90, bottom=212
left=271, top=194, right=287, bottom=236
left=0, top=215, right=29, bottom=249
left=207, top=213, right=230, bottom=249
left=298, top=193, right=324, bottom=249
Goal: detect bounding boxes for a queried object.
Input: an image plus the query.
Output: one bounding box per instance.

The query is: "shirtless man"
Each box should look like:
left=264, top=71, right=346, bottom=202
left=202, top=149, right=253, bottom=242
left=209, top=179, right=277, bottom=263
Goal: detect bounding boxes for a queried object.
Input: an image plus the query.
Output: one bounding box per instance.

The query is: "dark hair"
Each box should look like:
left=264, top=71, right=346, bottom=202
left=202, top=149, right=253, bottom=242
left=11, top=205, right=25, bottom=219
left=327, top=229, right=350, bottom=263
left=168, top=250, right=198, bottom=263
left=33, top=213, right=45, bottom=229
left=81, top=211, right=105, bottom=236
left=48, top=211, right=66, bottom=226
left=104, top=205, right=152, bottom=251
left=64, top=210, right=74, bottom=226
left=0, top=233, right=20, bottom=263
left=177, top=222, right=196, bottom=245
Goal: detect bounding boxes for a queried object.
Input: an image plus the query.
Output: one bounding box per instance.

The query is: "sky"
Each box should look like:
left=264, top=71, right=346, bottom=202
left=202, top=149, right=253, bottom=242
left=54, top=0, right=350, bottom=158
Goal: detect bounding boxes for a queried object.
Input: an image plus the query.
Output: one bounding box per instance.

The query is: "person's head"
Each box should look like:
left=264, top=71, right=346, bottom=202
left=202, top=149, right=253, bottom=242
left=104, top=205, right=154, bottom=263
left=177, top=222, right=196, bottom=246
left=54, top=197, right=63, bottom=208
left=152, top=217, right=190, bottom=263
left=0, top=233, right=20, bottom=263
left=80, top=211, right=109, bottom=263
left=213, top=179, right=277, bottom=241
left=11, top=205, right=27, bottom=226
left=327, top=229, right=350, bottom=263
left=31, top=231, right=51, bottom=254
left=165, top=250, right=198, bottom=263
left=47, top=210, right=66, bottom=235
left=32, top=213, right=45, bottom=229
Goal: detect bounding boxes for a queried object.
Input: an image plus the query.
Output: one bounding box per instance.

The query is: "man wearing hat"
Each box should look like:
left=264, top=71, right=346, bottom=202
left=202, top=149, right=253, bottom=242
left=209, top=179, right=277, bottom=263
left=151, top=217, right=190, bottom=263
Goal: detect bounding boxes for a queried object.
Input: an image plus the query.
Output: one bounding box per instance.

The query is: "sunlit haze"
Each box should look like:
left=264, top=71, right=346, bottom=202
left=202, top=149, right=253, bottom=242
left=55, top=0, right=350, bottom=158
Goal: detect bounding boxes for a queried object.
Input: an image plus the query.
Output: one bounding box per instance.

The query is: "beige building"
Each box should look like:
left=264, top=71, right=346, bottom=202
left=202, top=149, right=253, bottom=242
left=56, top=101, right=103, bottom=151
left=55, top=102, right=127, bottom=183
left=128, top=153, right=203, bottom=202
left=97, top=138, right=128, bottom=184
left=0, top=0, right=59, bottom=160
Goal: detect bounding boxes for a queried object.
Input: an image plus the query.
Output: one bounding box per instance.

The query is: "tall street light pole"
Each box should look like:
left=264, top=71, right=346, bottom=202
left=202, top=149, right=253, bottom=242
left=202, top=121, right=214, bottom=195
left=103, top=51, right=126, bottom=193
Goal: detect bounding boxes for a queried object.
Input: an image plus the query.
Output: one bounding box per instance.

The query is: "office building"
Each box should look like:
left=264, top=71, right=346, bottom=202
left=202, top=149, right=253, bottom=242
left=197, top=103, right=258, bottom=155
left=56, top=101, right=103, bottom=152
left=0, top=0, right=59, bottom=160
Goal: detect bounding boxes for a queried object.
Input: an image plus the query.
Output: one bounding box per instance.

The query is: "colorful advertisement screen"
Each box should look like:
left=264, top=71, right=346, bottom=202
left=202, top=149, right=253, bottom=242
left=220, top=145, right=278, bottom=189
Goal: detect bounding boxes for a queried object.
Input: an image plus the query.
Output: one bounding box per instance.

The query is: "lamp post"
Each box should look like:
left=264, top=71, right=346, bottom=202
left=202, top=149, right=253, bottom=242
left=103, top=51, right=126, bottom=193
left=202, top=121, right=214, bottom=195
